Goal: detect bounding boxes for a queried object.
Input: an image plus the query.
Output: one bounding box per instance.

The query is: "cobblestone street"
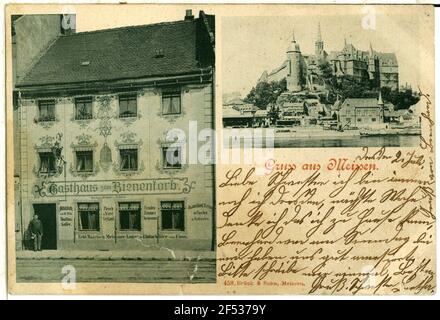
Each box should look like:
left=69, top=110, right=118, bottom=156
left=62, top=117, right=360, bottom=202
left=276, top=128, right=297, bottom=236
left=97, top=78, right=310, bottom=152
left=16, top=259, right=216, bottom=283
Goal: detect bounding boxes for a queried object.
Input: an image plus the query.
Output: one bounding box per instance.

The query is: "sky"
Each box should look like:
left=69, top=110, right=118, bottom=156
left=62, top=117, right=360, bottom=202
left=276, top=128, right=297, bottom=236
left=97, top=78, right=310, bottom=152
left=74, top=5, right=190, bottom=32
left=221, top=11, right=429, bottom=97
left=29, top=5, right=431, bottom=99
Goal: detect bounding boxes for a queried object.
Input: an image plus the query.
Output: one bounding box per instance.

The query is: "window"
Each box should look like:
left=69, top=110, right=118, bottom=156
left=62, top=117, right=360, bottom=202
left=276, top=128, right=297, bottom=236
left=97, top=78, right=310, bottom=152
left=76, top=150, right=93, bottom=172
left=78, top=203, right=100, bottom=231
left=119, top=202, right=141, bottom=231
left=162, top=90, right=181, bottom=115
left=357, top=118, right=362, bottom=122
left=120, top=148, right=138, bottom=171
left=161, top=201, right=184, bottom=231
left=371, top=118, right=377, bottom=122
left=75, top=97, right=93, bottom=120
left=119, top=94, right=137, bottom=118
left=345, top=118, right=351, bottom=122
left=38, top=100, right=55, bottom=122
left=162, top=146, right=181, bottom=169
left=38, top=152, right=56, bottom=174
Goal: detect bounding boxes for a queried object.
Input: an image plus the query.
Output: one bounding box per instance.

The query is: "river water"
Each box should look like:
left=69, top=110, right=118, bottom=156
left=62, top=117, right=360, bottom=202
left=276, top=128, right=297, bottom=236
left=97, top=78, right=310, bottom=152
left=225, top=134, right=421, bottom=148
left=273, top=135, right=421, bottom=148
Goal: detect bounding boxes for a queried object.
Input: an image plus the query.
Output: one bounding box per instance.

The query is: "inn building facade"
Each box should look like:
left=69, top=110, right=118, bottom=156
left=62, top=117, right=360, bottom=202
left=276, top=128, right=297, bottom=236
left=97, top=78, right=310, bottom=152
left=13, top=11, right=216, bottom=251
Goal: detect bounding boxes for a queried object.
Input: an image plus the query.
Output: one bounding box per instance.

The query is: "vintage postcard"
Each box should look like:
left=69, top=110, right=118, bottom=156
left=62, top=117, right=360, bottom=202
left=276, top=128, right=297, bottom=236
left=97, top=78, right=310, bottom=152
left=5, top=4, right=435, bottom=295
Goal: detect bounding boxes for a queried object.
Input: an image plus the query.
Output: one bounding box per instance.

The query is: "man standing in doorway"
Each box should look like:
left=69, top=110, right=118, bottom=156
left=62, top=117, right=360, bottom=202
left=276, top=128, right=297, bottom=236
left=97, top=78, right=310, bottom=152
left=29, top=214, right=43, bottom=251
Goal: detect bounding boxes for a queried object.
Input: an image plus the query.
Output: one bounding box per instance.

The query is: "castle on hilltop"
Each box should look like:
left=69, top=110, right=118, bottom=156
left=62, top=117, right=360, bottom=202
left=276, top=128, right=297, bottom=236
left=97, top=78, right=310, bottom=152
left=259, top=23, right=399, bottom=92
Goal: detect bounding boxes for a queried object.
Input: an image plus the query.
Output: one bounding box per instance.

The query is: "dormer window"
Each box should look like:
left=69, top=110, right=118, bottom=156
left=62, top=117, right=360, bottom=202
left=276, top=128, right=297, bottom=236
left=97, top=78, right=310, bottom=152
left=154, top=48, right=164, bottom=58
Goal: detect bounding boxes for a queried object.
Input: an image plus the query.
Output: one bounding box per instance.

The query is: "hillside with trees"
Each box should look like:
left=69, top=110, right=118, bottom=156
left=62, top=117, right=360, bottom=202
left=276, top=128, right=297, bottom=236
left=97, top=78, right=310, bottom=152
left=244, top=79, right=287, bottom=109
left=243, top=61, right=420, bottom=110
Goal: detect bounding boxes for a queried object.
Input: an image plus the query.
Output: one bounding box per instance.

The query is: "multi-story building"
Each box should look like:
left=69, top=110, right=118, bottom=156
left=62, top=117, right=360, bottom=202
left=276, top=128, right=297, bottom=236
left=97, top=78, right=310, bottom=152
left=329, top=42, right=399, bottom=90
left=14, top=10, right=216, bottom=251
left=338, top=94, right=385, bottom=129
left=260, top=23, right=399, bottom=92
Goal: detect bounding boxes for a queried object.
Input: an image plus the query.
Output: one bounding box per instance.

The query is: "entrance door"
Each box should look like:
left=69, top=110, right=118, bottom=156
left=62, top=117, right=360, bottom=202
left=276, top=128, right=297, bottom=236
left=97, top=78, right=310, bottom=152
left=32, top=203, right=57, bottom=250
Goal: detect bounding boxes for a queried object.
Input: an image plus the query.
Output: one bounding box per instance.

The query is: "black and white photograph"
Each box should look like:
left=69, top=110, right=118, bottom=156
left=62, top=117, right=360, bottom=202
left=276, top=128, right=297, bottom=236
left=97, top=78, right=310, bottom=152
left=4, top=3, right=436, bottom=300
left=222, top=15, right=423, bottom=148
left=11, top=10, right=216, bottom=283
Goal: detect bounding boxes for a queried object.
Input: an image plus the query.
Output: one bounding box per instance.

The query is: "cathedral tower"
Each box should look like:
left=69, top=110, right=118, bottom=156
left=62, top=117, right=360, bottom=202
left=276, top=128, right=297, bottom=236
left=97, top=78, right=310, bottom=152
left=368, top=42, right=380, bottom=88
left=315, top=22, right=324, bottom=57
left=286, top=29, right=303, bottom=92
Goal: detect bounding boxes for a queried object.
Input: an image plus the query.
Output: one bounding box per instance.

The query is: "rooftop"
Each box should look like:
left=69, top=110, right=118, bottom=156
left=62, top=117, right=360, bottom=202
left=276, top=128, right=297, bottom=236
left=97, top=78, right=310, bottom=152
left=17, top=11, right=215, bottom=87
left=341, top=98, right=383, bottom=108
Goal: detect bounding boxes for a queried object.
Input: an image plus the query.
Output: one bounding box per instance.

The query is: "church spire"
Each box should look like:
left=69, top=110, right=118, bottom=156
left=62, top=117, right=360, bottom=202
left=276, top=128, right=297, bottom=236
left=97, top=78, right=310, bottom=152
left=315, top=22, right=324, bottom=56
left=287, top=27, right=301, bottom=53
left=317, top=22, right=322, bottom=42
left=369, top=41, right=374, bottom=56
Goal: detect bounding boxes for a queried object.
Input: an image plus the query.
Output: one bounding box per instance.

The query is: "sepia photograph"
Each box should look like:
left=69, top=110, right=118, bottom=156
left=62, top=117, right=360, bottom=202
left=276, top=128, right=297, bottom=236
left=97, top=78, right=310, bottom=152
left=222, top=14, right=423, bottom=148
left=11, top=9, right=216, bottom=283
left=4, top=3, right=435, bottom=298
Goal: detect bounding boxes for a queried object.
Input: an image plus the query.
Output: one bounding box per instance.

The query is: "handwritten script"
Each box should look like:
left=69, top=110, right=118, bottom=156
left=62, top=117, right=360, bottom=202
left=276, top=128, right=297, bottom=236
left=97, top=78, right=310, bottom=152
left=218, top=142, right=435, bottom=294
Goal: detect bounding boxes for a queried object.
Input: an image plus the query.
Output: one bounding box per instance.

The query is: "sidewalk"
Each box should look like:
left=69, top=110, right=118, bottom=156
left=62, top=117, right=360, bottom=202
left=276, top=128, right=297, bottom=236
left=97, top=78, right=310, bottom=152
left=16, top=249, right=216, bottom=261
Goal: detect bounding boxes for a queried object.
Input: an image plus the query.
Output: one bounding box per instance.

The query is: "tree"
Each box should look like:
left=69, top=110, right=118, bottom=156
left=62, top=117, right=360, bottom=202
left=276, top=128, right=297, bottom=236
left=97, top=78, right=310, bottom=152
left=244, top=79, right=287, bottom=109
left=338, top=75, right=376, bottom=98
left=318, top=59, right=334, bottom=84
left=381, top=87, right=420, bottom=110
left=267, top=104, right=280, bottom=125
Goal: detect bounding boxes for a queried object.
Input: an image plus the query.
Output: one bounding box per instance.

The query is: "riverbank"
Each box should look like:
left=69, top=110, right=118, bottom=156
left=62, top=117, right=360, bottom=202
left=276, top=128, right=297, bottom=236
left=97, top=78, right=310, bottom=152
left=223, top=127, right=421, bottom=148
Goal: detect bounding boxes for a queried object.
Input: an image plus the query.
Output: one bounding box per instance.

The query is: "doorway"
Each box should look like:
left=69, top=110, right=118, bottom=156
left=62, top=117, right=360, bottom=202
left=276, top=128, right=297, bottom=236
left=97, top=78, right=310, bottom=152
left=32, top=203, right=57, bottom=250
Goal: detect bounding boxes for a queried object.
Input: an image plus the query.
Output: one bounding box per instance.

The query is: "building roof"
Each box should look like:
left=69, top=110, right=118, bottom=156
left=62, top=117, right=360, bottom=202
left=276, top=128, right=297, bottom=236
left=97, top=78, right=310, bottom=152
left=222, top=106, right=253, bottom=118
left=283, top=102, right=304, bottom=107
left=340, top=98, right=382, bottom=108
left=17, top=12, right=214, bottom=87
left=329, top=42, right=397, bottom=65
left=327, top=51, right=339, bottom=61
left=268, top=60, right=288, bottom=77
left=224, top=98, right=245, bottom=106
left=376, top=52, right=398, bottom=65
left=255, top=110, right=268, bottom=117
left=384, top=109, right=407, bottom=117
left=240, top=104, right=258, bottom=112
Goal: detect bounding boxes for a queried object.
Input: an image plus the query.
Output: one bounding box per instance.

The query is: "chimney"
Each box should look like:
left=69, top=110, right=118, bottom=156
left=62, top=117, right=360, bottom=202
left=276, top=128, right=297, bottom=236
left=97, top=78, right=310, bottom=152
left=60, top=14, right=76, bottom=35
left=185, top=9, right=194, bottom=21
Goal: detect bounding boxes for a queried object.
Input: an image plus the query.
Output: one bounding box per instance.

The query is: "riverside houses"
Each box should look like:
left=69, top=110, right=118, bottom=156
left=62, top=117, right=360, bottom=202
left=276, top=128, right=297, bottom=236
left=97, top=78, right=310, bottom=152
left=14, top=10, right=216, bottom=251
left=338, top=96, right=385, bottom=129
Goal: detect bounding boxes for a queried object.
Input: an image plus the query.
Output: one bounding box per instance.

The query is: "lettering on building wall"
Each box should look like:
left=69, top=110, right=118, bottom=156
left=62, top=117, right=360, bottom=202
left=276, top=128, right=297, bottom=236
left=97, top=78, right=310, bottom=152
left=143, top=205, right=157, bottom=220
left=33, top=178, right=196, bottom=197
left=59, top=205, right=74, bottom=240
left=103, top=206, right=114, bottom=222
